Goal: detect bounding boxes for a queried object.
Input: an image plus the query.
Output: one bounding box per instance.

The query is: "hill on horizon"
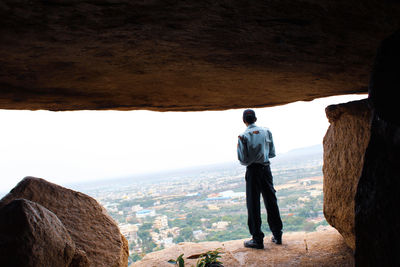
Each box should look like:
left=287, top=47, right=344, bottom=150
left=66, top=144, right=323, bottom=191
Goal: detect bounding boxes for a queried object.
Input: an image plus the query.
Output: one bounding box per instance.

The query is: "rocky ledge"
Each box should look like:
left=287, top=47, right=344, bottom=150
left=133, top=227, right=353, bottom=267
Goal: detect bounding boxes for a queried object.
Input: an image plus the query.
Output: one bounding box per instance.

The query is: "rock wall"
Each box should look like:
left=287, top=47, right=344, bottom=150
left=323, top=30, right=400, bottom=265
left=354, top=30, right=400, bottom=266
left=355, top=116, right=400, bottom=266
left=0, top=177, right=129, bottom=267
left=323, top=99, right=372, bottom=250
left=0, top=0, right=400, bottom=111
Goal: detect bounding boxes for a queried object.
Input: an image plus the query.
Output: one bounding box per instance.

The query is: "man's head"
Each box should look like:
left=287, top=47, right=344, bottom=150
left=243, top=109, right=257, bottom=125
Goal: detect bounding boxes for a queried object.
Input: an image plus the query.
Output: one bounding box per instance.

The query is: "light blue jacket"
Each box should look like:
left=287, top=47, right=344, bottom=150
left=237, top=124, right=276, bottom=166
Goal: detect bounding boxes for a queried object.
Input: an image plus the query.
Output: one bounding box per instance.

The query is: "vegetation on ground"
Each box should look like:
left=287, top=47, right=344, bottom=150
left=168, top=249, right=224, bottom=267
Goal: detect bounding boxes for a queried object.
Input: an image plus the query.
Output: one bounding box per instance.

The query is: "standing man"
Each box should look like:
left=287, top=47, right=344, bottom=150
left=237, top=109, right=283, bottom=249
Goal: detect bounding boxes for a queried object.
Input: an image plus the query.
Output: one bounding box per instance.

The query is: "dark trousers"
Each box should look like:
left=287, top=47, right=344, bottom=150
left=245, top=163, right=283, bottom=242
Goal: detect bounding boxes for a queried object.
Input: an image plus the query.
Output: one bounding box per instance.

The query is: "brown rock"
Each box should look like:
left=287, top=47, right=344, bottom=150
left=355, top=30, right=400, bottom=266
left=70, top=248, right=90, bottom=267
left=322, top=99, right=372, bottom=250
left=133, top=227, right=353, bottom=267
left=0, top=199, right=75, bottom=267
left=0, top=1, right=399, bottom=111
left=0, top=177, right=129, bottom=267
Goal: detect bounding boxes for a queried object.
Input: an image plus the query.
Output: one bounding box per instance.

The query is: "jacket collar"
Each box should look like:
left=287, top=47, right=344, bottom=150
left=247, top=123, right=257, bottom=130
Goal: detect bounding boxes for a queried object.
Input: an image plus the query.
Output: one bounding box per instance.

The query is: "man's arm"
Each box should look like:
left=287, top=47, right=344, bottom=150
left=237, top=135, right=250, bottom=165
left=268, top=130, right=276, bottom=158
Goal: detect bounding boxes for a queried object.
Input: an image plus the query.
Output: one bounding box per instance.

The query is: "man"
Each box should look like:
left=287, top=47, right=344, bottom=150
left=237, top=109, right=283, bottom=249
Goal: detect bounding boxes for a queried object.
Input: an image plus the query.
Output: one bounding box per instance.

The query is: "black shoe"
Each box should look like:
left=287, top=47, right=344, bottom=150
left=271, top=234, right=282, bottom=245
left=244, top=239, right=264, bottom=249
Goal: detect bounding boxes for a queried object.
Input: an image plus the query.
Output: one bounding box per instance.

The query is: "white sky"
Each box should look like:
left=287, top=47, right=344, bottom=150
left=0, top=94, right=366, bottom=193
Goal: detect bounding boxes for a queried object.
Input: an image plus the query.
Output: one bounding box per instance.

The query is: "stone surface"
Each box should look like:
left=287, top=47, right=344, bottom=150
left=133, top=227, right=353, bottom=267
left=368, top=30, right=400, bottom=125
left=0, top=199, right=75, bottom=267
left=322, top=98, right=372, bottom=250
left=0, top=177, right=129, bottom=267
left=0, top=0, right=399, bottom=111
left=355, top=29, right=400, bottom=266
left=355, top=116, right=400, bottom=266
left=70, top=248, right=90, bottom=267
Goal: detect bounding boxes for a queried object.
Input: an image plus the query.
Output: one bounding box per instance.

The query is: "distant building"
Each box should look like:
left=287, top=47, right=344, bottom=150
left=177, top=214, right=186, bottom=220
left=206, top=190, right=245, bottom=201
left=161, top=237, right=174, bottom=248
left=131, top=205, right=143, bottom=212
left=309, top=190, right=322, bottom=197
left=169, top=227, right=180, bottom=237
left=207, top=204, right=220, bottom=210
left=154, top=215, right=168, bottom=229
left=220, top=190, right=245, bottom=198
left=104, top=203, right=118, bottom=213
left=298, top=196, right=311, bottom=202
left=119, top=223, right=139, bottom=241
left=193, top=230, right=207, bottom=240
left=212, top=221, right=230, bottom=230
left=136, top=209, right=156, bottom=218
left=206, top=196, right=230, bottom=201
left=150, top=232, right=160, bottom=243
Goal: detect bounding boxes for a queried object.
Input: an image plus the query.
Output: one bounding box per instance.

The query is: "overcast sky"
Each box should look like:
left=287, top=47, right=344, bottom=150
left=0, top=94, right=366, bottom=193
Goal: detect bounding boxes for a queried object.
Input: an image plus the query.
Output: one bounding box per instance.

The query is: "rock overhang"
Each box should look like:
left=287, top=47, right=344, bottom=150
left=0, top=0, right=399, bottom=111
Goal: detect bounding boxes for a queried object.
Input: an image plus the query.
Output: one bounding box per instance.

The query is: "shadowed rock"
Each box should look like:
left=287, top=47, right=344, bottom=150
left=323, top=99, right=372, bottom=250
left=70, top=248, right=90, bottom=267
left=0, top=199, right=75, bottom=267
left=0, top=0, right=399, bottom=111
left=0, top=177, right=129, bottom=267
left=355, top=30, right=400, bottom=267
left=368, top=29, right=400, bottom=125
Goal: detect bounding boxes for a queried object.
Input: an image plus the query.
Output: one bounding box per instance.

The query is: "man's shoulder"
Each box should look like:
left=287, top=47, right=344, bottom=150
left=254, top=125, right=271, bottom=133
left=259, top=126, right=271, bottom=133
left=240, top=125, right=271, bottom=136
left=242, top=126, right=270, bottom=137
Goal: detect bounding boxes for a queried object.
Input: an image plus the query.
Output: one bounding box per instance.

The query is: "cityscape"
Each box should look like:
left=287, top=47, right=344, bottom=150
left=74, top=145, right=327, bottom=265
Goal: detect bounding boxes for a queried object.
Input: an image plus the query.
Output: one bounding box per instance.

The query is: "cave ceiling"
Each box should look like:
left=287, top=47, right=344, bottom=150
left=0, top=0, right=399, bottom=111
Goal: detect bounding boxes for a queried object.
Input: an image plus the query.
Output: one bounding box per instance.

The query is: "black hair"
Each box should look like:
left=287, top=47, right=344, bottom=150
left=243, top=109, right=257, bottom=124
left=244, top=115, right=256, bottom=124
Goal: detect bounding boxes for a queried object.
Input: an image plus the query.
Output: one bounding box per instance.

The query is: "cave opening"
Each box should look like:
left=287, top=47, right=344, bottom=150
left=0, top=94, right=365, bottom=195
left=0, top=94, right=365, bottom=265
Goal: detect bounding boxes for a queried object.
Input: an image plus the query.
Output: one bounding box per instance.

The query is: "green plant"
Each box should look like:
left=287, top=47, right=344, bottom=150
left=196, top=248, right=223, bottom=267
left=168, top=253, right=185, bottom=267
left=168, top=249, right=224, bottom=267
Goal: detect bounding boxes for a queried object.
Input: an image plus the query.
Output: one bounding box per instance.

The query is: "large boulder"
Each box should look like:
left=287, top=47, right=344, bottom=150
left=355, top=30, right=400, bottom=266
left=0, top=177, right=129, bottom=267
left=0, top=199, right=75, bottom=267
left=322, top=98, right=372, bottom=250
